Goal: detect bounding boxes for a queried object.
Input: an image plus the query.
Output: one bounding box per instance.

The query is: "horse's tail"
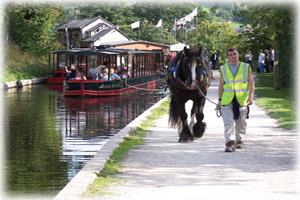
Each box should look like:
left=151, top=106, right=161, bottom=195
left=169, top=95, right=179, bottom=127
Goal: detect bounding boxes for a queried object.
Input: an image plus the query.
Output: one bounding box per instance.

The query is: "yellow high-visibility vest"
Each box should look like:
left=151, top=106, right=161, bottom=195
left=220, top=62, right=249, bottom=106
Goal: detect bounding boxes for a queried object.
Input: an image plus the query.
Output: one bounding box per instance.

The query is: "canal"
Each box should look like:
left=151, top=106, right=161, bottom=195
left=4, top=83, right=166, bottom=195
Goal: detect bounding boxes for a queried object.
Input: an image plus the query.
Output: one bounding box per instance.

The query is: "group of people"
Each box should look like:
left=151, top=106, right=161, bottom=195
left=177, top=48, right=274, bottom=75
left=63, top=62, right=128, bottom=81
left=258, top=48, right=275, bottom=73
left=64, top=64, right=87, bottom=80
left=244, top=48, right=275, bottom=73
left=88, top=65, right=122, bottom=82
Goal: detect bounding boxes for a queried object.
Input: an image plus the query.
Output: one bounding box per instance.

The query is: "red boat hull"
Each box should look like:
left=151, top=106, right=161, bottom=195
left=47, top=69, right=65, bottom=84
left=64, top=80, right=158, bottom=97
left=47, top=77, right=64, bottom=84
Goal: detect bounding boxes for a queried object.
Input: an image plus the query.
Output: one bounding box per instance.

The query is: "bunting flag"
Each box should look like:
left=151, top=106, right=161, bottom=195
left=156, top=19, right=162, bottom=28
left=190, top=7, right=198, bottom=19
left=130, top=20, right=140, bottom=29
left=176, top=7, right=198, bottom=26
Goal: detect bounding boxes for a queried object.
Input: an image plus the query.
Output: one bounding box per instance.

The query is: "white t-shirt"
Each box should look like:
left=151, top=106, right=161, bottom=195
left=259, top=53, right=265, bottom=64
left=270, top=49, right=275, bottom=61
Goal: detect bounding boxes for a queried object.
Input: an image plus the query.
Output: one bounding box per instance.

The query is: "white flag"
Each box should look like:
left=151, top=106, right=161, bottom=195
left=156, top=19, right=162, bottom=28
left=176, top=7, right=197, bottom=26
left=185, top=7, right=198, bottom=22
left=131, top=20, right=140, bottom=29
left=176, top=16, right=188, bottom=26
left=190, top=7, right=197, bottom=19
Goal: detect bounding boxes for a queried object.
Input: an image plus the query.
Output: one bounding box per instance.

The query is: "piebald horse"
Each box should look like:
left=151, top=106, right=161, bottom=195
left=166, top=47, right=211, bottom=142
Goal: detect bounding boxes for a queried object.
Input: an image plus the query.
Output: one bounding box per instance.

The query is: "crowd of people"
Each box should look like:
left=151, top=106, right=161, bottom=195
left=63, top=62, right=128, bottom=81
left=64, top=64, right=86, bottom=80
left=257, top=48, right=275, bottom=73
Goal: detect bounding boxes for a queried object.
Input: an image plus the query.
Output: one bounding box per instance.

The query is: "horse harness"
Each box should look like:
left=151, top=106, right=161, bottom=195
left=168, top=54, right=210, bottom=86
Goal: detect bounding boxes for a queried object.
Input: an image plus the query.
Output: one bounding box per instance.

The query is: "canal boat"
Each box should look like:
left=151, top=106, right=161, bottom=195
left=48, top=48, right=164, bottom=96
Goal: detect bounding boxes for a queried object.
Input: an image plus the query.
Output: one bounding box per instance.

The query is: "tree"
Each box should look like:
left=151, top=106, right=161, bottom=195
left=6, top=4, right=64, bottom=58
left=188, top=20, right=247, bottom=65
left=234, top=4, right=295, bottom=88
left=71, top=3, right=210, bottom=45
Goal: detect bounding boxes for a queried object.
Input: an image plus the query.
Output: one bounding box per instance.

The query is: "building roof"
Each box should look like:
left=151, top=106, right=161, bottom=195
left=57, top=16, right=115, bottom=31
left=82, top=28, right=112, bottom=42
left=85, top=23, right=108, bottom=32
left=57, top=18, right=98, bottom=30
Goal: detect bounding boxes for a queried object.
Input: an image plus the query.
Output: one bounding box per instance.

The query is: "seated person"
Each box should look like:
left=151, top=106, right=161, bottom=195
left=78, top=68, right=87, bottom=80
left=65, top=64, right=77, bottom=80
left=59, top=63, right=66, bottom=70
left=88, top=67, right=98, bottom=80
left=121, top=67, right=128, bottom=79
left=110, top=68, right=121, bottom=81
left=100, top=68, right=109, bottom=81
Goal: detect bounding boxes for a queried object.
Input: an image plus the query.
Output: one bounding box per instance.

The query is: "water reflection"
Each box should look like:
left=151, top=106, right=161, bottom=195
left=5, top=83, right=165, bottom=195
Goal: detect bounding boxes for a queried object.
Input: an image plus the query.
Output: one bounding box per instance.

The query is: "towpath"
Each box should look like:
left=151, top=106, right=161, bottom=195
left=95, top=71, right=298, bottom=200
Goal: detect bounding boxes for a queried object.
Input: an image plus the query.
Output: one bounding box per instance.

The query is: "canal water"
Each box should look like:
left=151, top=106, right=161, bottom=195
left=4, top=83, right=166, bottom=195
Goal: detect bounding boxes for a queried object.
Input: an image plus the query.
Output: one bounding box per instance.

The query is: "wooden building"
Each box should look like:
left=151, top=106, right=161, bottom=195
left=101, top=40, right=170, bottom=66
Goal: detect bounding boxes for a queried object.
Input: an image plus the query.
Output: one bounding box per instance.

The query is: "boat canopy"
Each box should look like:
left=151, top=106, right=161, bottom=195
left=50, top=48, right=162, bottom=56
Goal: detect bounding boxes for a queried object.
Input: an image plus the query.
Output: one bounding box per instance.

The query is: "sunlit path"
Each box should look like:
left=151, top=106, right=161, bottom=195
left=96, top=70, right=298, bottom=200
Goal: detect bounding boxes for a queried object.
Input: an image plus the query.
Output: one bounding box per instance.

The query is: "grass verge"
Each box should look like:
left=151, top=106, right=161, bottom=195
left=254, top=73, right=296, bottom=129
left=3, top=42, right=49, bottom=82
left=84, top=98, right=169, bottom=196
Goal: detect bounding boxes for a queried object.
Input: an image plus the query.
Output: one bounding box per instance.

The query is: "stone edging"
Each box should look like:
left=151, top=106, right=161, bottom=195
left=2, top=77, right=48, bottom=90
left=54, top=96, right=169, bottom=200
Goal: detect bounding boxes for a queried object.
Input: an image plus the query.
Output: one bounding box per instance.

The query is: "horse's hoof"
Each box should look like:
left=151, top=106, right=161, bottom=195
left=194, top=132, right=204, bottom=138
left=178, top=136, right=194, bottom=143
left=193, top=122, right=206, bottom=138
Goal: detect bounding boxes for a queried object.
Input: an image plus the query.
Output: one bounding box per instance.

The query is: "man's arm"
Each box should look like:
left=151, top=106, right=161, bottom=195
left=216, top=71, right=224, bottom=109
left=218, top=73, right=224, bottom=100
left=248, top=70, right=255, bottom=105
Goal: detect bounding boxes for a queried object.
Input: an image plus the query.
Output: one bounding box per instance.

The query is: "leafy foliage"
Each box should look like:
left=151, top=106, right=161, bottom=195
left=189, top=20, right=247, bottom=65
left=5, top=2, right=295, bottom=88
left=232, top=4, right=295, bottom=88
left=6, top=4, right=64, bottom=57
left=72, top=3, right=210, bottom=44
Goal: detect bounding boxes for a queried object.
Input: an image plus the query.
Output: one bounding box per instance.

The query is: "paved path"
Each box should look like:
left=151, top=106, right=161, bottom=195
left=93, top=71, right=298, bottom=200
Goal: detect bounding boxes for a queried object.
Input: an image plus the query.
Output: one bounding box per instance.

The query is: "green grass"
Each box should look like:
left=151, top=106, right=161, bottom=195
left=254, top=73, right=296, bottom=129
left=3, top=42, right=49, bottom=82
left=84, top=99, right=169, bottom=196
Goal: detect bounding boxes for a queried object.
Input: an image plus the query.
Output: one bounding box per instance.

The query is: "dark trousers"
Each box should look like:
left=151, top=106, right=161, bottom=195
left=211, top=61, right=217, bottom=69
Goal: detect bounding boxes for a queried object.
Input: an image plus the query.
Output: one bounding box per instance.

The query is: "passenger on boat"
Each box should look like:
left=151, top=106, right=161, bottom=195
left=88, top=68, right=97, bottom=80
left=65, top=64, right=77, bottom=80
left=78, top=68, right=87, bottom=80
left=88, top=63, right=107, bottom=80
left=121, top=67, right=128, bottom=79
left=88, top=67, right=100, bottom=80
left=110, top=68, right=121, bottom=81
left=59, top=63, right=66, bottom=69
left=96, top=65, right=107, bottom=80
left=100, top=68, right=109, bottom=81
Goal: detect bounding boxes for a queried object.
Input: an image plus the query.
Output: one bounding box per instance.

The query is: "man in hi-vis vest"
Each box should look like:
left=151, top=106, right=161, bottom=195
left=216, top=48, right=255, bottom=152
